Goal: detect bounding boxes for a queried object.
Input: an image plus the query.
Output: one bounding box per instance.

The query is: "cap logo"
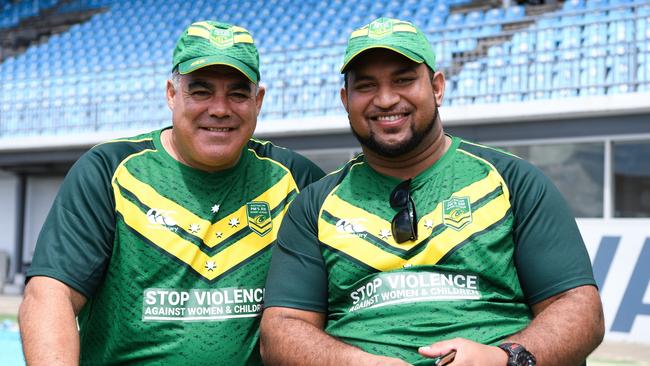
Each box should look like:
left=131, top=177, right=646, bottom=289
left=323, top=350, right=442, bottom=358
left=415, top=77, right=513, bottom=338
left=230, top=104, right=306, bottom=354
left=190, top=58, right=207, bottom=66
left=368, top=18, right=394, bottom=39
left=209, top=28, right=234, bottom=49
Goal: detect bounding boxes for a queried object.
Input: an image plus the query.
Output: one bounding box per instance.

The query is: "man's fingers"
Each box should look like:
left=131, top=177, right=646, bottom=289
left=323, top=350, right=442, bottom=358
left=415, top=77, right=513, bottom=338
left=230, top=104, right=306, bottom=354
left=418, top=339, right=457, bottom=358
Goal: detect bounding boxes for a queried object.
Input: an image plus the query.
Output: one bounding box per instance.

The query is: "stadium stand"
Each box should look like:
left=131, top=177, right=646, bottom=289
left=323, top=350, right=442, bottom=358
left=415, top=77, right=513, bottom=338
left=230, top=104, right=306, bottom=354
left=0, top=2, right=649, bottom=357
left=0, top=0, right=648, bottom=136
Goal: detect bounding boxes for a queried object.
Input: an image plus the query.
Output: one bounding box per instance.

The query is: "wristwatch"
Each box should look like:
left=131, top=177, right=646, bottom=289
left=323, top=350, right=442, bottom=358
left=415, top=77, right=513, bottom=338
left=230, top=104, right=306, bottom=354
left=498, top=343, right=537, bottom=366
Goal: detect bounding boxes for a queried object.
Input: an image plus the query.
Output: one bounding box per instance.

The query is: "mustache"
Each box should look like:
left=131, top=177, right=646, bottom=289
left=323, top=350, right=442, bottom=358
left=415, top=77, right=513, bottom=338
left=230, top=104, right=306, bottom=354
left=365, top=107, right=411, bottom=116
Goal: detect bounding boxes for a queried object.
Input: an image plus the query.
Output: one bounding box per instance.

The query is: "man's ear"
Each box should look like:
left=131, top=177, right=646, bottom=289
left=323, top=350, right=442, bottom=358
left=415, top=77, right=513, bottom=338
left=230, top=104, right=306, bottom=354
left=166, top=79, right=176, bottom=111
left=255, top=84, right=266, bottom=116
left=340, top=87, right=349, bottom=113
left=431, top=71, right=445, bottom=107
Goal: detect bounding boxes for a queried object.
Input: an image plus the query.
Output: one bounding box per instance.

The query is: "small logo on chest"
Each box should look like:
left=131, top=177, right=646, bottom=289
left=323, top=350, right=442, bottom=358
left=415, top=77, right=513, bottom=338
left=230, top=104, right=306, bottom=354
left=246, top=201, right=272, bottom=236
left=335, top=219, right=368, bottom=238
left=442, top=197, right=472, bottom=231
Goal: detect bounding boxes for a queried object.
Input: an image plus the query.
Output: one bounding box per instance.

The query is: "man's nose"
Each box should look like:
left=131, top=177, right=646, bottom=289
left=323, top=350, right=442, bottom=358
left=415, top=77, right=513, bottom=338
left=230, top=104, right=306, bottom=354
left=373, top=85, right=400, bottom=109
left=208, top=94, right=230, bottom=118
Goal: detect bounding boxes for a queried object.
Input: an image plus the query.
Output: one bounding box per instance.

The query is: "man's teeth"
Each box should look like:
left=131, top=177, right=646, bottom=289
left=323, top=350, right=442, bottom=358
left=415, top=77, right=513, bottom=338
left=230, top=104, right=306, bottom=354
left=375, top=114, right=404, bottom=121
left=205, top=127, right=231, bottom=132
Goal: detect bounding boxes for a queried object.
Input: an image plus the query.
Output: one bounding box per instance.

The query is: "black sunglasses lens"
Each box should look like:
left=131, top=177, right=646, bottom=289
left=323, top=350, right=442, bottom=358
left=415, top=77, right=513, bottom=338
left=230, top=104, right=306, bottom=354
left=390, top=179, right=417, bottom=243
left=390, top=180, right=411, bottom=208
left=390, top=188, right=409, bottom=208
left=391, top=206, right=417, bottom=243
left=391, top=209, right=412, bottom=243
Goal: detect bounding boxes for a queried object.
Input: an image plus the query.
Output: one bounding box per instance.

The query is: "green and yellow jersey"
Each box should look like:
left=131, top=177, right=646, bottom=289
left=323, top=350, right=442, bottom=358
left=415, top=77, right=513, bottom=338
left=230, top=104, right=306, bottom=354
left=27, top=127, right=325, bottom=365
left=264, top=135, right=595, bottom=365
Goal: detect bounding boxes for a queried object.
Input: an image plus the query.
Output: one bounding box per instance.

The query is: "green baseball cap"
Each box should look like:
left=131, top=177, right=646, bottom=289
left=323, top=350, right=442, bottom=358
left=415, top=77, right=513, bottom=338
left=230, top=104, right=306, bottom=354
left=172, top=21, right=260, bottom=83
left=341, top=17, right=436, bottom=73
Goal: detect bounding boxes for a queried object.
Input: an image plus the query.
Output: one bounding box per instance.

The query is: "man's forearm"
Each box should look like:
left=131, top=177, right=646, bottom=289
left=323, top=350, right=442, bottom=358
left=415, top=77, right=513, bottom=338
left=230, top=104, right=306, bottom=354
left=19, top=278, right=84, bottom=366
left=260, top=308, right=409, bottom=366
left=508, top=285, right=605, bottom=366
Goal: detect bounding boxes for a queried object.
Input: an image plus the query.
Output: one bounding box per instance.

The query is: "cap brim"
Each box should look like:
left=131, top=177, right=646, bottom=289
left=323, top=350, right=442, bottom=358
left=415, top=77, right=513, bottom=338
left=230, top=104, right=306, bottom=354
left=178, top=54, right=258, bottom=83
left=340, top=45, right=425, bottom=73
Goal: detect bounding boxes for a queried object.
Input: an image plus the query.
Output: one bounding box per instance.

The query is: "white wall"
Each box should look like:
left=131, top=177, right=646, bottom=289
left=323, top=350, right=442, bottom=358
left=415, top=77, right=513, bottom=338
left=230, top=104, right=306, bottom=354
left=0, top=170, right=18, bottom=277
left=22, top=176, right=64, bottom=263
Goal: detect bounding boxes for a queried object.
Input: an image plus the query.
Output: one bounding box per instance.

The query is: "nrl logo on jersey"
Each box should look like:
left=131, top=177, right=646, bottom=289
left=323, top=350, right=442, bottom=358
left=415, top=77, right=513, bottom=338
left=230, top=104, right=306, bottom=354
left=442, top=197, right=472, bottom=231
left=246, top=201, right=272, bottom=236
left=335, top=219, right=367, bottom=238
left=146, top=209, right=178, bottom=232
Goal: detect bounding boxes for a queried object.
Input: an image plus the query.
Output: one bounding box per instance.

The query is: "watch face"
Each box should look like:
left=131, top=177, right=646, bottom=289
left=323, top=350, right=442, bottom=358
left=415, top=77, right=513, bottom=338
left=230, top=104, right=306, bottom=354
left=514, top=351, right=536, bottom=366
left=499, top=343, right=536, bottom=366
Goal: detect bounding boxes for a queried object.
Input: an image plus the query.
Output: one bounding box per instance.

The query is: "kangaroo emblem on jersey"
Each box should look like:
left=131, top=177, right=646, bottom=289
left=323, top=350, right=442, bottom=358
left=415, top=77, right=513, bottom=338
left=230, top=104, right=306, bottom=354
left=246, top=201, right=272, bottom=236
left=443, top=196, right=472, bottom=231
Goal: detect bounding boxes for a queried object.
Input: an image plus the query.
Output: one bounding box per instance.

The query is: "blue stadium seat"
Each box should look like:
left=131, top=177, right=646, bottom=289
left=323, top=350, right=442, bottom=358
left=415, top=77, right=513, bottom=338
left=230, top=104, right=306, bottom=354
left=1, top=0, right=647, bottom=135
left=484, top=8, right=504, bottom=23
left=456, top=28, right=478, bottom=53
left=563, top=0, right=585, bottom=11
left=465, top=10, right=484, bottom=26
left=585, top=0, right=609, bottom=9
left=579, top=59, right=607, bottom=96
left=638, top=60, right=650, bottom=92
left=446, top=12, right=464, bottom=28
left=529, top=60, right=553, bottom=100
left=505, top=5, right=525, bottom=20
left=605, top=55, right=633, bottom=94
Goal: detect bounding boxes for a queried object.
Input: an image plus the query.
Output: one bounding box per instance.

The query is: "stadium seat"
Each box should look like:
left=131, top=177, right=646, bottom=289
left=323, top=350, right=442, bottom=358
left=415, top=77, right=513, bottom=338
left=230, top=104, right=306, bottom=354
left=579, top=59, right=607, bottom=96
left=562, top=0, right=585, bottom=11
left=638, top=61, right=650, bottom=92
left=605, top=55, right=632, bottom=94
left=1, top=0, right=647, bottom=135
left=585, top=0, right=609, bottom=9
left=504, top=5, right=525, bottom=21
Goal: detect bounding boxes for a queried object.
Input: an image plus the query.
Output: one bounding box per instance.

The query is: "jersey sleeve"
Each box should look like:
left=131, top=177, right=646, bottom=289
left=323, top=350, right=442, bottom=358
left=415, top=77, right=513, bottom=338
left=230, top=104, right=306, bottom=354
left=288, top=153, right=326, bottom=190
left=264, top=184, right=329, bottom=312
left=247, top=139, right=325, bottom=190
left=506, top=159, right=596, bottom=305
left=26, top=148, right=117, bottom=298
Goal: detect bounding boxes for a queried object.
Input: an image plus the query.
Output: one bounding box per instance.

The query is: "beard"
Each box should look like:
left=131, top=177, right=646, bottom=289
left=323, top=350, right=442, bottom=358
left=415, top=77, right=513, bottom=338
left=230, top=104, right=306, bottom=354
left=350, top=111, right=437, bottom=158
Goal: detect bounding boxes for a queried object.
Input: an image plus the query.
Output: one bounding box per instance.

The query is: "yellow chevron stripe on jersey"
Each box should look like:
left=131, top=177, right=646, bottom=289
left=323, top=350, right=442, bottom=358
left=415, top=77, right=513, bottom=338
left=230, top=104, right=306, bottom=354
left=319, top=218, right=406, bottom=270
left=203, top=173, right=296, bottom=245
left=321, top=194, right=401, bottom=244
left=458, top=148, right=510, bottom=202
left=114, top=165, right=296, bottom=247
left=406, top=195, right=510, bottom=266
left=318, top=169, right=508, bottom=270
left=114, top=186, right=284, bottom=281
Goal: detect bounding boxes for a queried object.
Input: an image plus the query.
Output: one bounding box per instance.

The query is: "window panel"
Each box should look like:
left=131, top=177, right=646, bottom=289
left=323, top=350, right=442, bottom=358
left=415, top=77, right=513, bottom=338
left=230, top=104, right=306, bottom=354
left=501, top=142, right=604, bottom=218
left=613, top=140, right=650, bottom=218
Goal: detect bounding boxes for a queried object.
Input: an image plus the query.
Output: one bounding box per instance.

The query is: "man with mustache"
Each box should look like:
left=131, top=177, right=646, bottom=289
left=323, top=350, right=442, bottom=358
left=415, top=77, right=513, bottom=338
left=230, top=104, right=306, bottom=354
left=19, top=20, right=324, bottom=365
left=260, top=17, right=604, bottom=366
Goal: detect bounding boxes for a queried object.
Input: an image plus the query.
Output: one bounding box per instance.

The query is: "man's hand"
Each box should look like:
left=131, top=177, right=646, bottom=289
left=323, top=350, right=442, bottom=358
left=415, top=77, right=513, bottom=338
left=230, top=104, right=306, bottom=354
left=418, top=338, right=507, bottom=366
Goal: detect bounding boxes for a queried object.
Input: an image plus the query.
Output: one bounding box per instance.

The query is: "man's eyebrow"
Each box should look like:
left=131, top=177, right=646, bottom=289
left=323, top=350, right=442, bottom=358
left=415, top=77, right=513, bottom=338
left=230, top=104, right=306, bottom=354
left=349, top=73, right=375, bottom=83
left=187, top=80, right=213, bottom=90
left=186, top=80, right=253, bottom=92
left=350, top=65, right=419, bottom=83
left=228, top=81, right=253, bottom=92
left=392, top=65, right=418, bottom=76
